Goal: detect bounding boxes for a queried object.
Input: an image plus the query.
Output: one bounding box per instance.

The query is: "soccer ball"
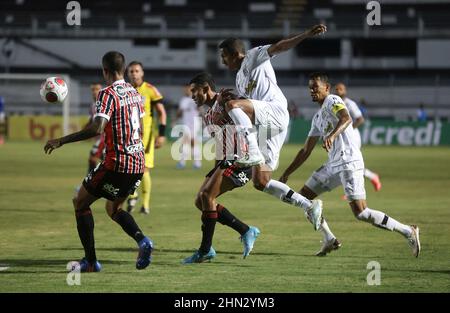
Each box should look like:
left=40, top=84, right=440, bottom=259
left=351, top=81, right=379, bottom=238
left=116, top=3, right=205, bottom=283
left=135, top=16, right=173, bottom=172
left=40, top=77, right=68, bottom=103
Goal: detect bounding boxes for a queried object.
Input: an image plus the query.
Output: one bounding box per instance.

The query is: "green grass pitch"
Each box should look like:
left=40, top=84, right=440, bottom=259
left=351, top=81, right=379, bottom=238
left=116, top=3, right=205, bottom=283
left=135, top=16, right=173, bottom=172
left=0, top=140, right=449, bottom=292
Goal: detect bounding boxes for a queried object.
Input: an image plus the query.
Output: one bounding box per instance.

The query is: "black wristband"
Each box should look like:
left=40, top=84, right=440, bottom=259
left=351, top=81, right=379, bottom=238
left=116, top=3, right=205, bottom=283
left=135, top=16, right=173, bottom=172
left=158, top=124, right=166, bottom=136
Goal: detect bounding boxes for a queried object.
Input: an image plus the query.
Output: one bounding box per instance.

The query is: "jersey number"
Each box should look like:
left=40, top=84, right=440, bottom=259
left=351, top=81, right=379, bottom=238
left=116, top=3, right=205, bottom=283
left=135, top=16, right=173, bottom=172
left=131, top=107, right=141, bottom=140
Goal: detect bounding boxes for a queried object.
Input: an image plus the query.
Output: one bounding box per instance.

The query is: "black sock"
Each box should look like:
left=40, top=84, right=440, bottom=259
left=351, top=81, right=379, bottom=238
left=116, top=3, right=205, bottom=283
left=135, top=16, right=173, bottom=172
left=112, top=209, right=145, bottom=243
left=75, top=208, right=96, bottom=263
left=217, top=204, right=249, bottom=236
left=199, top=211, right=217, bottom=254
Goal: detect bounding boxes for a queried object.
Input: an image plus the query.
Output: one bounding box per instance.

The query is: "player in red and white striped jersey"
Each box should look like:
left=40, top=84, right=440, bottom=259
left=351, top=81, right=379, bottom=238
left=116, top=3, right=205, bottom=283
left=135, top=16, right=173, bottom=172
left=95, top=77, right=146, bottom=174
left=44, top=51, right=153, bottom=272
left=182, top=72, right=260, bottom=264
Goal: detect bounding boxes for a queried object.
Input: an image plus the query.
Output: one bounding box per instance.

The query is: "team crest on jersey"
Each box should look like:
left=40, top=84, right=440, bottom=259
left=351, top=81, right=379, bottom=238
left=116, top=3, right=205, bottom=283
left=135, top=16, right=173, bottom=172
left=245, top=80, right=257, bottom=95
left=114, top=85, right=126, bottom=97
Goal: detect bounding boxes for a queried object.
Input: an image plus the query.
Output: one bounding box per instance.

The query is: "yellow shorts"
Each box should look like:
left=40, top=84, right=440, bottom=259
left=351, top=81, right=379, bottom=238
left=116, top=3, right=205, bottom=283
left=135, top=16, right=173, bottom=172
left=143, top=126, right=156, bottom=169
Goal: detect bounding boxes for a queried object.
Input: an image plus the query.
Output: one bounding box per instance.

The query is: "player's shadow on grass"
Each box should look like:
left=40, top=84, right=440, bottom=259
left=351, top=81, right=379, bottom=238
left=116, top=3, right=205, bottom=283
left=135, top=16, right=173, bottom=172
left=45, top=247, right=299, bottom=257
left=0, top=258, right=128, bottom=274
left=154, top=248, right=299, bottom=257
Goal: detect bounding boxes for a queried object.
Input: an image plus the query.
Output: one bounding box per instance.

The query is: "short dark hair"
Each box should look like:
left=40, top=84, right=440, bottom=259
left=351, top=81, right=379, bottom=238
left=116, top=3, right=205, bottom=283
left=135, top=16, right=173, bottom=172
left=309, top=72, right=329, bottom=84
left=102, top=51, right=125, bottom=74
left=189, top=72, right=216, bottom=92
left=127, top=60, right=144, bottom=70
left=218, top=38, right=246, bottom=55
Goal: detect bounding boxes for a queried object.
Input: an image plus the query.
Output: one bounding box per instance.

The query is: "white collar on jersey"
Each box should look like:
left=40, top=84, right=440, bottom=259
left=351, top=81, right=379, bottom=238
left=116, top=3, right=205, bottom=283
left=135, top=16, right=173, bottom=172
left=113, top=79, right=125, bottom=84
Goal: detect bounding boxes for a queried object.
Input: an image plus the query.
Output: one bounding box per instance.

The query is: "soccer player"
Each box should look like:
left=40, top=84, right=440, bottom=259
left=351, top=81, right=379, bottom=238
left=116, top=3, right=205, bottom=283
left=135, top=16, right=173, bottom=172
left=182, top=72, right=260, bottom=263
left=334, top=83, right=381, bottom=191
left=175, top=84, right=202, bottom=169
left=126, top=61, right=167, bottom=214
left=279, top=73, right=421, bottom=257
left=217, top=25, right=327, bottom=232
left=44, top=51, right=154, bottom=272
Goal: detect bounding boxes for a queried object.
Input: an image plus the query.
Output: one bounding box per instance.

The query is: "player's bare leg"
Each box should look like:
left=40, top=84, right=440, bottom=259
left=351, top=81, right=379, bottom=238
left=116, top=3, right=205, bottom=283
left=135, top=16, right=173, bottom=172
left=253, top=164, right=323, bottom=230
left=299, top=185, right=341, bottom=256
left=184, top=168, right=224, bottom=263
left=224, top=99, right=263, bottom=166
left=350, top=199, right=420, bottom=257
left=72, top=185, right=101, bottom=272
left=105, top=197, right=154, bottom=269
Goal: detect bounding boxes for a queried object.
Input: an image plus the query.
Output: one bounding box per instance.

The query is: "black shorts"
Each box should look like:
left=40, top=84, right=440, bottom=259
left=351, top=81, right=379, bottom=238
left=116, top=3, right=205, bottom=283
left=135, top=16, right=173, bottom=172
left=205, top=160, right=252, bottom=187
left=82, top=163, right=143, bottom=201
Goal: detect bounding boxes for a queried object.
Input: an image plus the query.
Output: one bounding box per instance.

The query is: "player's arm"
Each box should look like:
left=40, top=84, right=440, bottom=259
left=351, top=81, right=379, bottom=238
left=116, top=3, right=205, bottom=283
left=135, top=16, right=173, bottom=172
left=154, top=101, right=167, bottom=149
left=279, top=136, right=319, bottom=183
left=353, top=116, right=365, bottom=129
left=323, top=108, right=352, bottom=152
left=267, top=24, right=326, bottom=57
left=44, top=116, right=107, bottom=154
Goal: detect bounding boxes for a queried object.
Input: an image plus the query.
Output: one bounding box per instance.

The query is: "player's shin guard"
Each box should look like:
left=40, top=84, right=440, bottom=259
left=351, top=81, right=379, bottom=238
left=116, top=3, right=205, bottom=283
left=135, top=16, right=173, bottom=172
left=357, top=208, right=412, bottom=237
left=199, top=211, right=218, bottom=255
left=263, top=179, right=312, bottom=211
left=112, top=209, right=145, bottom=243
left=75, top=208, right=97, bottom=263
left=141, top=171, right=151, bottom=210
left=216, top=204, right=250, bottom=236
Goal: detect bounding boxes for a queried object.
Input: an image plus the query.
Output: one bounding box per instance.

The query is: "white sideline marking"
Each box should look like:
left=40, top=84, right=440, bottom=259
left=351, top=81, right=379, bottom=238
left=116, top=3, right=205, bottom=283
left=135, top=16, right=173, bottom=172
left=0, top=267, right=10, bottom=271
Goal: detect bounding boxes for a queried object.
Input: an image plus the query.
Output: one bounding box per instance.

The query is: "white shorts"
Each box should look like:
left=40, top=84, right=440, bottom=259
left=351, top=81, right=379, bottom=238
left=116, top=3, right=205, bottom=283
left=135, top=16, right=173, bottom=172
left=251, top=99, right=290, bottom=171
left=305, top=164, right=366, bottom=201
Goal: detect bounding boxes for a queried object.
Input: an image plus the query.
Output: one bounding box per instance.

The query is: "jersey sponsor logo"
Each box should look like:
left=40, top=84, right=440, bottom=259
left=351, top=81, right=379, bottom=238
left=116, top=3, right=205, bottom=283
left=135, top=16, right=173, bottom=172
left=236, top=171, right=250, bottom=184
left=125, top=142, right=144, bottom=154
left=245, top=80, right=257, bottom=95
left=102, top=183, right=119, bottom=197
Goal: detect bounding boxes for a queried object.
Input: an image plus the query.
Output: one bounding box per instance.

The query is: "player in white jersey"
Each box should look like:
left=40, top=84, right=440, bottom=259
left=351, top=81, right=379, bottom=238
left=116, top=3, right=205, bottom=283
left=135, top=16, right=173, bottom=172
left=217, top=25, right=328, bottom=232
left=280, top=73, right=421, bottom=257
left=176, top=85, right=202, bottom=169
left=334, top=83, right=381, bottom=191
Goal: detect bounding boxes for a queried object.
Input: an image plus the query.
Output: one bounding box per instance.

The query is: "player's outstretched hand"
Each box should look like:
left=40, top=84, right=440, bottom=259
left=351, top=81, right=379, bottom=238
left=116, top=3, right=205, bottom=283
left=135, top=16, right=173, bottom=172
left=155, top=135, right=166, bottom=149
left=306, top=24, right=327, bottom=37
left=322, top=135, right=334, bottom=152
left=217, top=88, right=237, bottom=106
left=44, top=138, right=62, bottom=154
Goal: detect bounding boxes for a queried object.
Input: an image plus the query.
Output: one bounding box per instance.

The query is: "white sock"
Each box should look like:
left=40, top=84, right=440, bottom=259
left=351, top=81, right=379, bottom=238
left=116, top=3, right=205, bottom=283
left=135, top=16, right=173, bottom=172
left=364, top=168, right=377, bottom=180
left=193, top=142, right=201, bottom=161
left=263, top=179, right=312, bottom=211
left=180, top=144, right=189, bottom=163
left=319, top=218, right=336, bottom=242
left=357, top=208, right=412, bottom=237
left=228, top=108, right=259, bottom=154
